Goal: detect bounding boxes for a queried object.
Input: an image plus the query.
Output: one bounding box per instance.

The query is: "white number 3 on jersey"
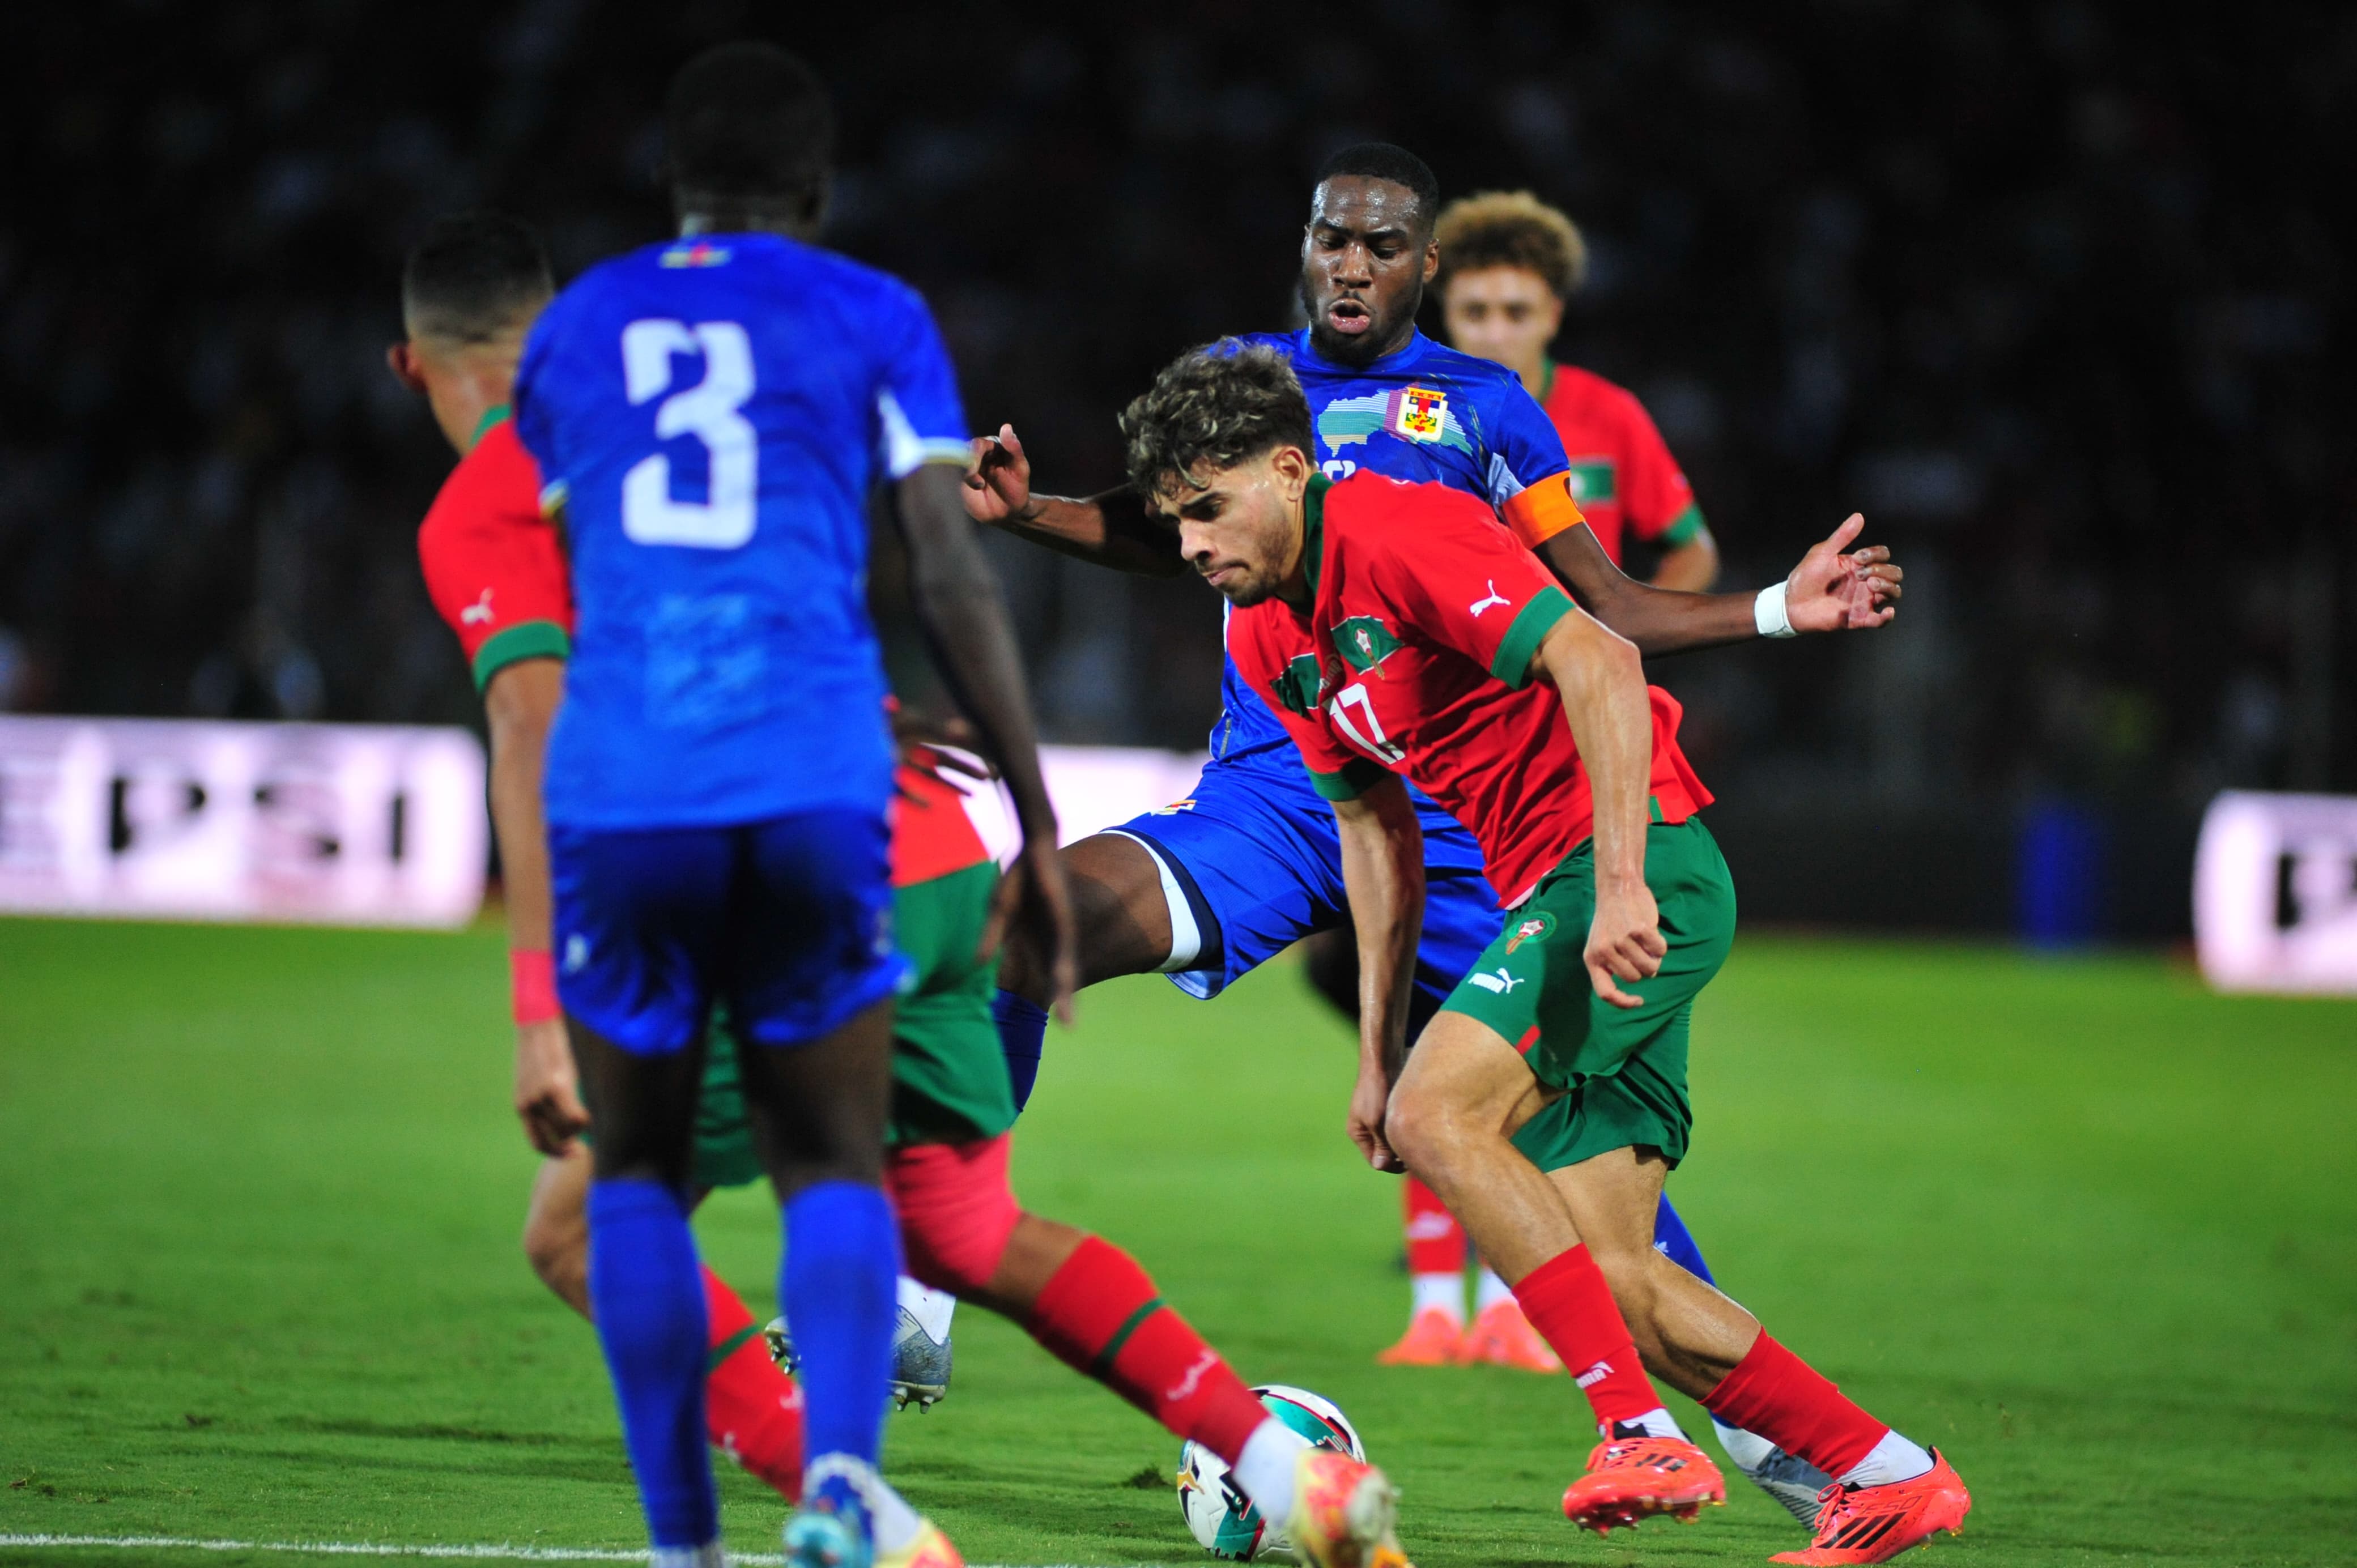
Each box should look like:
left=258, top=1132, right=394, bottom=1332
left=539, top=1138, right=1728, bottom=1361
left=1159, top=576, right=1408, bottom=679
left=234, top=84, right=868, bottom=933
left=618, top=318, right=758, bottom=548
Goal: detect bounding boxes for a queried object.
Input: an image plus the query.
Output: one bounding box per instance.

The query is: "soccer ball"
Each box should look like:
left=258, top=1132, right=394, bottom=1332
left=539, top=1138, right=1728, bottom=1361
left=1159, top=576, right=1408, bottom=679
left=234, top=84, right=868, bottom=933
left=1175, top=1385, right=1365, bottom=1561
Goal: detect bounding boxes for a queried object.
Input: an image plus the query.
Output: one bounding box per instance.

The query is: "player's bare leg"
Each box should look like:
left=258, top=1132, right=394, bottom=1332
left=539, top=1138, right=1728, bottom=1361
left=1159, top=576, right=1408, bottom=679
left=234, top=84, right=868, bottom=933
left=522, top=1147, right=593, bottom=1314
left=1390, top=1014, right=1964, bottom=1555
left=994, top=832, right=1173, bottom=1000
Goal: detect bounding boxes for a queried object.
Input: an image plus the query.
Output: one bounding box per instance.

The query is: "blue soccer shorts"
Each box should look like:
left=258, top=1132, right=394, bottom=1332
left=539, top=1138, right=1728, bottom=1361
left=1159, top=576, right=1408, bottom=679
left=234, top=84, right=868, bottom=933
left=549, top=808, right=910, bottom=1056
left=1111, top=750, right=1503, bottom=1011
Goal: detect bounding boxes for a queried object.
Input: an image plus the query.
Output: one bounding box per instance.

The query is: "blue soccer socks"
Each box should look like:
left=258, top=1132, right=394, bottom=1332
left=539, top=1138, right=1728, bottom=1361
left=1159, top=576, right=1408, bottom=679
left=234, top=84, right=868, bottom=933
left=782, top=1179, right=902, bottom=1472
left=992, top=989, right=1050, bottom=1113
left=586, top=1178, right=719, bottom=1552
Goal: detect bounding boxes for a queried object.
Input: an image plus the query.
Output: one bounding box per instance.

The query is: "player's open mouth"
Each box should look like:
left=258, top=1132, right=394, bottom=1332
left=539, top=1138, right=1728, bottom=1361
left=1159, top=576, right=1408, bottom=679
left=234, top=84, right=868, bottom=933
left=1326, top=298, right=1373, bottom=335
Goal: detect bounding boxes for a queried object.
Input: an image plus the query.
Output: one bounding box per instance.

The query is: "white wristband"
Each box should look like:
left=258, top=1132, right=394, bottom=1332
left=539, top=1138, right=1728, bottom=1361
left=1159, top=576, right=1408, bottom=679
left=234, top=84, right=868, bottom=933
left=1754, top=581, right=1797, bottom=639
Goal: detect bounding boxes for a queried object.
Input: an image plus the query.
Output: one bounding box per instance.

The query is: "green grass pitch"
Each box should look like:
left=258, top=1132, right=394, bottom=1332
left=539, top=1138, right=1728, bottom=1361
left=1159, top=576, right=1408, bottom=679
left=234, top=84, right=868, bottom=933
left=2, top=915, right=2352, bottom=1567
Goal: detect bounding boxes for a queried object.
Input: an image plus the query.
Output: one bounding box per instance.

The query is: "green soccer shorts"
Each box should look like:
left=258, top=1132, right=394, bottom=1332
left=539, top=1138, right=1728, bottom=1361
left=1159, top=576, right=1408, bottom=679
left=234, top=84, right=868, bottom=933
left=1436, top=817, right=1736, bottom=1173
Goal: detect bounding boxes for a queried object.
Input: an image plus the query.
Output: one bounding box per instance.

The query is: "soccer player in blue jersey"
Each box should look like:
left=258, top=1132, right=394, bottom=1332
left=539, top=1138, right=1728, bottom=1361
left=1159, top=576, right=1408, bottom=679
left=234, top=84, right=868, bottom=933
left=964, top=142, right=1899, bottom=1526
left=513, top=44, right=1075, bottom=1568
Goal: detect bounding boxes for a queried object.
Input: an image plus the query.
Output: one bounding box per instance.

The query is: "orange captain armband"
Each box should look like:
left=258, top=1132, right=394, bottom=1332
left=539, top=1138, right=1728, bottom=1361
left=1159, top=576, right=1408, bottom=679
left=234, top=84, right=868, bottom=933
left=1501, top=472, right=1586, bottom=549
left=510, top=948, right=560, bottom=1024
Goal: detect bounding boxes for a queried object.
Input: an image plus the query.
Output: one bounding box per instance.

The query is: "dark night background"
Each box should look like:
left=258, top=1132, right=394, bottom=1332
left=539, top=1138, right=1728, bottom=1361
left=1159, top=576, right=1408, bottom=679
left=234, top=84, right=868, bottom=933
left=3, top=1, right=2351, bottom=935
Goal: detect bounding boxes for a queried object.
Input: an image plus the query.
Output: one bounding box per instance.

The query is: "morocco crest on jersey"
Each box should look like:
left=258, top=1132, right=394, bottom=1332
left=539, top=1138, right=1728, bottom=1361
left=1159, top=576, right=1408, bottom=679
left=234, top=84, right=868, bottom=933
left=1504, top=912, right=1555, bottom=953
left=1386, top=385, right=1449, bottom=443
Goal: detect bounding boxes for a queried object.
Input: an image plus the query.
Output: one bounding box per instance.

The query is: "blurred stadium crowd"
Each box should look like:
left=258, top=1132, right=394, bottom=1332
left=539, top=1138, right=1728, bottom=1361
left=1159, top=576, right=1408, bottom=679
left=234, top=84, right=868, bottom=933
left=3, top=3, right=2351, bottom=870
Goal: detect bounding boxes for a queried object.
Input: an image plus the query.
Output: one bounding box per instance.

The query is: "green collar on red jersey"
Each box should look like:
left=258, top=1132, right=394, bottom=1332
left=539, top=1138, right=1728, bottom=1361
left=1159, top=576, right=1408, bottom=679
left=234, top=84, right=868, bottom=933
left=1538, top=357, right=1558, bottom=404
left=1300, top=472, right=1331, bottom=598
left=469, top=403, right=512, bottom=449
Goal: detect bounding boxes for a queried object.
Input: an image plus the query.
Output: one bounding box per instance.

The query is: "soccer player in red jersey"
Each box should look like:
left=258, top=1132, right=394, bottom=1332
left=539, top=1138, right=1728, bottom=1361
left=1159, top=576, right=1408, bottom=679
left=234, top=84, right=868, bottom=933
left=1123, top=342, right=1972, bottom=1564
left=1436, top=191, right=1718, bottom=586
left=398, top=211, right=1411, bottom=1568
left=1371, top=191, right=1731, bottom=1381
left=392, top=212, right=811, bottom=1503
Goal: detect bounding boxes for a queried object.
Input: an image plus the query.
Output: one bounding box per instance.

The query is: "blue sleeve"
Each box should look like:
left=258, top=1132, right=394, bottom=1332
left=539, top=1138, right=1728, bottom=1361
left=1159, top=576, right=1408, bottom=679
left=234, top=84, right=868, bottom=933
left=873, top=283, right=969, bottom=479
left=1480, top=376, right=1572, bottom=510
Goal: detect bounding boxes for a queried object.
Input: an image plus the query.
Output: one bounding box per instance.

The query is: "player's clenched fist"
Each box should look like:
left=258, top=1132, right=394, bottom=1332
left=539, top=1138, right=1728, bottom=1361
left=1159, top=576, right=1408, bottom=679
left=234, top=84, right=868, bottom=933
left=1584, top=881, right=1666, bottom=1010
left=962, top=423, right=1039, bottom=525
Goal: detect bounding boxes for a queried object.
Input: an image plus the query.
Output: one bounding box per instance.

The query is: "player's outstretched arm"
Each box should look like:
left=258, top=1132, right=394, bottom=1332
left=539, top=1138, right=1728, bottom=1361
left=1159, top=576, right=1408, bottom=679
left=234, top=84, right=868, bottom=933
left=1332, top=777, right=1424, bottom=1173
left=483, top=658, right=591, bottom=1156
left=1536, top=512, right=1900, bottom=656
left=961, top=424, right=1187, bottom=577
left=893, top=462, right=1080, bottom=1020
left=1529, top=608, right=1666, bottom=1009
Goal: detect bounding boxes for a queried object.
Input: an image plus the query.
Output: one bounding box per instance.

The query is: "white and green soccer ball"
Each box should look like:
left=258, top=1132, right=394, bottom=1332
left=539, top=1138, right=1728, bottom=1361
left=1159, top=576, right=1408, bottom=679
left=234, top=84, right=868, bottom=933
left=1175, top=1385, right=1365, bottom=1562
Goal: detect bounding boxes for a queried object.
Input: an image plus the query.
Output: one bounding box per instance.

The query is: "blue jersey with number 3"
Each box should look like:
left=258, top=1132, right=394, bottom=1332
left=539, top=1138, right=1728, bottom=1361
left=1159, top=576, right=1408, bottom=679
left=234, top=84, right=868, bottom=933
left=515, top=233, right=969, bottom=830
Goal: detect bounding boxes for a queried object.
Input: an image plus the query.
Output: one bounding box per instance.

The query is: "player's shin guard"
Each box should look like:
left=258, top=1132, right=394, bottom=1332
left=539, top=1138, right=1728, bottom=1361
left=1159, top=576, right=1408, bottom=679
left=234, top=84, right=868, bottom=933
left=586, top=1179, right=718, bottom=1550
left=992, top=989, right=1049, bottom=1114
left=1703, top=1331, right=1889, bottom=1481
left=1512, top=1245, right=1667, bottom=1432
left=1403, top=1177, right=1467, bottom=1276
left=781, top=1179, right=901, bottom=1472
left=699, top=1266, right=804, bottom=1499
left=1026, top=1235, right=1267, bottom=1466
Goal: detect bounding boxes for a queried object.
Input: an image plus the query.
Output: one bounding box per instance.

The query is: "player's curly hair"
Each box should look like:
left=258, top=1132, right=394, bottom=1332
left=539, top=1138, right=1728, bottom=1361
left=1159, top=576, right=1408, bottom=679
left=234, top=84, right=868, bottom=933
left=1120, top=340, right=1316, bottom=497
left=1432, top=190, right=1589, bottom=301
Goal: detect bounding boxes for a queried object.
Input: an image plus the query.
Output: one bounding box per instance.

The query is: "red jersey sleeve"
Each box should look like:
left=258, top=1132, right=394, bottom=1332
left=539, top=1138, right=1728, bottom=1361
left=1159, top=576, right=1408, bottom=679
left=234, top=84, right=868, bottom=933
left=1614, top=390, right=1704, bottom=546
left=416, top=420, right=575, bottom=692
left=1358, top=482, right=1574, bottom=692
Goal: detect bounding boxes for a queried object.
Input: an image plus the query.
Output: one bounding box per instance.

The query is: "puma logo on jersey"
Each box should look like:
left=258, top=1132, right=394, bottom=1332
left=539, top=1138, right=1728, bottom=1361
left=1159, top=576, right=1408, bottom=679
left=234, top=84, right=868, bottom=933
left=461, top=589, right=496, bottom=625
left=1469, top=581, right=1511, bottom=617
left=1467, top=967, right=1522, bottom=994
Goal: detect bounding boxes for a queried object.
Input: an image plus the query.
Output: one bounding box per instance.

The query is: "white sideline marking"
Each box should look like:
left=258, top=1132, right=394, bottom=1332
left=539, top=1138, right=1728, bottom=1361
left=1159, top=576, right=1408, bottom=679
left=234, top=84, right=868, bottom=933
left=0, top=1537, right=1109, bottom=1567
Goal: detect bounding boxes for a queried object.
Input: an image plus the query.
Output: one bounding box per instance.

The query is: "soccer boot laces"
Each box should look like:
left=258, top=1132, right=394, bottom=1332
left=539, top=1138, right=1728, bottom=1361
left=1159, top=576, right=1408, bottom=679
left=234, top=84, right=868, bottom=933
left=1768, top=1449, right=1971, bottom=1565
left=1561, top=1426, right=1726, bottom=1533
left=1286, top=1446, right=1414, bottom=1568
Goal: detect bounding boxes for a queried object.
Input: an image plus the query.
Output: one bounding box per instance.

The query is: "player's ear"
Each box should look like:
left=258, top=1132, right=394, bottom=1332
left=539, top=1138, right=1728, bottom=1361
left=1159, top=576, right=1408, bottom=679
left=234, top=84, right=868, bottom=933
left=1420, top=237, right=1439, bottom=284
left=1271, top=443, right=1313, bottom=493
left=386, top=342, right=425, bottom=393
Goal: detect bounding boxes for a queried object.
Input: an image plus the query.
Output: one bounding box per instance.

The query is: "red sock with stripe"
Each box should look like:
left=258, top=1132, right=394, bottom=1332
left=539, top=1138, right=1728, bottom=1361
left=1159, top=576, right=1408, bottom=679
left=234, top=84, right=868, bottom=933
left=1703, top=1331, right=1888, bottom=1480
left=1512, top=1245, right=1669, bottom=1433
left=1026, top=1235, right=1269, bottom=1466
left=1403, top=1177, right=1467, bottom=1276
left=699, top=1266, right=805, bottom=1500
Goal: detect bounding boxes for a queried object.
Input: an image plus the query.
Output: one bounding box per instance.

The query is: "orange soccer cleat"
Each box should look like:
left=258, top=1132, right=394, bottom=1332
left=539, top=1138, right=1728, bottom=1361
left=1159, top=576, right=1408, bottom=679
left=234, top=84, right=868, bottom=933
left=1462, top=1299, right=1564, bottom=1373
left=1561, top=1431, right=1726, bottom=1533
left=1286, top=1446, right=1414, bottom=1568
left=1376, top=1309, right=1466, bottom=1367
left=1769, top=1450, right=1971, bottom=1565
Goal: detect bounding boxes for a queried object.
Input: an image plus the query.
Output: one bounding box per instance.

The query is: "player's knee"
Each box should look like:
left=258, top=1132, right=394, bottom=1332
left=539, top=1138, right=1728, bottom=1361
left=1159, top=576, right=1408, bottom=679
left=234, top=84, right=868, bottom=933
left=1384, top=1081, right=1456, bottom=1171
left=1590, top=1241, right=1665, bottom=1330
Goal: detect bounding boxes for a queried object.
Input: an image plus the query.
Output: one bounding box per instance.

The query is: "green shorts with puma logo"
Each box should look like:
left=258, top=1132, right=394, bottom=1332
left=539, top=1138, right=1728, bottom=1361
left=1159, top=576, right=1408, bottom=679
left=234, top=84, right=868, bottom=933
left=1437, top=817, right=1735, bottom=1173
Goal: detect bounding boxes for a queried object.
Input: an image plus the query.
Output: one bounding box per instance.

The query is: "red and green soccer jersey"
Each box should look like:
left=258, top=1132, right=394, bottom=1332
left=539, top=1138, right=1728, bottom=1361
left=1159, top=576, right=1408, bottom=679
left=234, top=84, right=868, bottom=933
left=1225, top=472, right=1711, bottom=907
left=413, top=415, right=987, bottom=888
left=416, top=412, right=575, bottom=692
left=1539, top=361, right=1703, bottom=568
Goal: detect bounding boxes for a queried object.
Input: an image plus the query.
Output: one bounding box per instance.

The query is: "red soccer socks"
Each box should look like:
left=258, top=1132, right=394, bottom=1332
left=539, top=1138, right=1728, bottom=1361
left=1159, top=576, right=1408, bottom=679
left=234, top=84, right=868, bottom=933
left=700, top=1266, right=805, bottom=1499
left=1704, top=1331, right=1889, bottom=1481
left=1027, top=1234, right=1267, bottom=1465
left=1403, top=1177, right=1467, bottom=1276
left=1512, top=1245, right=1665, bottom=1430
